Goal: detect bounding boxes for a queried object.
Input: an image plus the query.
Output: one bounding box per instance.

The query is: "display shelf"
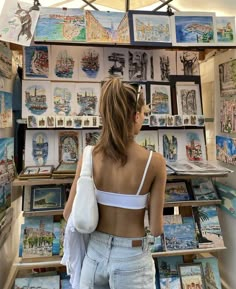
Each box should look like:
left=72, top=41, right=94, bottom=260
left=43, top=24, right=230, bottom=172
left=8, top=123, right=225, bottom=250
left=23, top=209, right=64, bottom=217
left=164, top=199, right=222, bottom=208
left=12, top=178, right=74, bottom=186
left=151, top=246, right=227, bottom=258
left=14, top=256, right=63, bottom=270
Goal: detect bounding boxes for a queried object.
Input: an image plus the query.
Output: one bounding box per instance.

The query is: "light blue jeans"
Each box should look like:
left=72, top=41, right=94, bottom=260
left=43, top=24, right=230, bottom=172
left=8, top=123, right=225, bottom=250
left=79, top=231, right=155, bottom=289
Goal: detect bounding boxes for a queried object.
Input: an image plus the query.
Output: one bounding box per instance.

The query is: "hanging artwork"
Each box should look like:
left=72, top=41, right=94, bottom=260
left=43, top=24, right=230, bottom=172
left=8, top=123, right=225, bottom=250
left=75, top=83, right=100, bottom=116
left=135, top=130, right=159, bottom=152
left=0, top=138, right=14, bottom=177
left=216, top=135, right=236, bottom=165
left=216, top=16, right=236, bottom=44
left=176, top=51, right=200, bottom=76
left=159, top=129, right=206, bottom=162
left=176, top=83, right=202, bottom=115
left=82, top=130, right=101, bottom=148
left=34, top=7, right=86, bottom=42
left=128, top=11, right=172, bottom=46
left=219, top=59, right=236, bottom=97
left=0, top=42, right=12, bottom=79
left=23, top=45, right=50, bottom=79
left=86, top=11, right=130, bottom=44
left=0, top=91, right=12, bottom=128
left=78, top=46, right=104, bottom=81
left=128, top=49, right=153, bottom=81
left=51, top=82, right=76, bottom=116
left=0, top=1, right=39, bottom=46
left=150, top=84, right=172, bottom=114
left=25, top=130, right=57, bottom=167
left=103, top=47, right=129, bottom=80
left=220, top=99, right=236, bottom=133
left=22, top=80, right=51, bottom=118
left=153, top=50, right=176, bottom=82
left=171, top=12, right=216, bottom=46
left=51, top=45, right=79, bottom=81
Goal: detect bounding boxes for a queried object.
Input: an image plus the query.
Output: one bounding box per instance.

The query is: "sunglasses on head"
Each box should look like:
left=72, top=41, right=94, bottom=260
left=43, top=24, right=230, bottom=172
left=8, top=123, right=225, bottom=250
left=129, top=83, right=142, bottom=112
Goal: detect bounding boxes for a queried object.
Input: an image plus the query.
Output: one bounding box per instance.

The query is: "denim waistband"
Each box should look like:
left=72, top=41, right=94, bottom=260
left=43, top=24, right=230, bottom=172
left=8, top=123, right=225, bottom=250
left=90, top=231, right=148, bottom=249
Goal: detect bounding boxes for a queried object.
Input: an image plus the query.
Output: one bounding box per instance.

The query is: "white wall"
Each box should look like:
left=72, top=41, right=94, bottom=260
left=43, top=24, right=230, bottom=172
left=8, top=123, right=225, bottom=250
left=201, top=49, right=236, bottom=289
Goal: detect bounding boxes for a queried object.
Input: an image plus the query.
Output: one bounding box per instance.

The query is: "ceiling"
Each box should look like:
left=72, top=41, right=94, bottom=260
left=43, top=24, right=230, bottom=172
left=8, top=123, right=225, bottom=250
left=1, top=0, right=236, bottom=15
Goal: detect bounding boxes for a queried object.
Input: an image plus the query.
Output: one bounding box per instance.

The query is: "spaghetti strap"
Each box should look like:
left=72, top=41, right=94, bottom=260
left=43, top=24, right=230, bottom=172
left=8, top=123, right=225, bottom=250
left=136, top=151, right=153, bottom=195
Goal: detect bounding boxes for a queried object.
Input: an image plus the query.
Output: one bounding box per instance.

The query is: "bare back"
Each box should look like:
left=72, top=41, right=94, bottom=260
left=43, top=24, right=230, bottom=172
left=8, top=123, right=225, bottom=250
left=93, top=142, right=166, bottom=238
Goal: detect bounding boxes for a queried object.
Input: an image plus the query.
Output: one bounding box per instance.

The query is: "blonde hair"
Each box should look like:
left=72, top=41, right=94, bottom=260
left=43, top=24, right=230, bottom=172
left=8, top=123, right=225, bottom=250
left=94, top=77, right=144, bottom=165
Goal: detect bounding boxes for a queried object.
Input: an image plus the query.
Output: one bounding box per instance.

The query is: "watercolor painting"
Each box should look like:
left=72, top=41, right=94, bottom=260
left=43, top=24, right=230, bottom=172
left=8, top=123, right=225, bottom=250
left=35, top=7, right=86, bottom=42
left=86, top=11, right=130, bottom=44
left=220, top=99, right=236, bottom=133
left=185, top=130, right=205, bottom=161
left=0, top=138, right=14, bottom=178
left=82, top=130, right=101, bottom=147
left=58, top=131, right=80, bottom=163
left=216, top=16, right=235, bottom=44
left=23, top=45, right=50, bottom=79
left=150, top=84, right=172, bottom=114
left=157, top=256, right=183, bottom=278
left=176, top=50, right=200, bottom=75
left=160, top=277, right=181, bottom=289
left=176, top=83, right=202, bottom=115
left=52, top=82, right=76, bottom=116
left=153, top=50, right=176, bottom=81
left=0, top=173, right=11, bottom=222
left=135, top=130, right=158, bottom=152
left=75, top=83, right=100, bottom=116
left=219, top=59, right=236, bottom=97
left=15, top=275, right=60, bottom=289
left=165, top=181, right=190, bottom=202
left=172, top=12, right=216, bottom=46
left=179, top=263, right=206, bottom=289
left=129, top=11, right=172, bottom=45
left=78, top=46, right=104, bottom=81
left=128, top=49, right=153, bottom=81
left=0, top=0, right=39, bottom=46
left=191, top=178, right=219, bottom=201
left=216, top=135, right=236, bottom=165
left=51, top=45, right=79, bottom=81
left=0, top=91, right=12, bottom=128
left=0, top=43, right=12, bottom=79
left=22, top=80, right=51, bottom=118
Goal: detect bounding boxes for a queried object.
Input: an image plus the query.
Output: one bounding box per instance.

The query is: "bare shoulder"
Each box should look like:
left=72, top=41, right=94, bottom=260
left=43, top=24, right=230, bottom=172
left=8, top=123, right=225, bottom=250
left=151, top=151, right=166, bottom=169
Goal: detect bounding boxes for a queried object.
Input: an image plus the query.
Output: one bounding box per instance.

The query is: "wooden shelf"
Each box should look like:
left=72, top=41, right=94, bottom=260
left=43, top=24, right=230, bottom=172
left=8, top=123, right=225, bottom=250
left=23, top=209, right=64, bottom=217
left=167, top=173, right=229, bottom=180
left=164, top=199, right=222, bottom=208
left=12, top=178, right=73, bottom=186
left=14, top=256, right=63, bottom=269
left=151, top=246, right=227, bottom=257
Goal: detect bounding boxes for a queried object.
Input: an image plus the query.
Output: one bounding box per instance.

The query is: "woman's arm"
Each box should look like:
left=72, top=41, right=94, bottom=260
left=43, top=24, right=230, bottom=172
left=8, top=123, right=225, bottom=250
left=63, top=156, right=82, bottom=221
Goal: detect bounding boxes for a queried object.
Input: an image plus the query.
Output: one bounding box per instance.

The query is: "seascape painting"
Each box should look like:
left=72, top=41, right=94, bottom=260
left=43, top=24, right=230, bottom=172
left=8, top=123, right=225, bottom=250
left=23, top=45, right=50, bottom=79
left=22, top=80, right=51, bottom=118
left=219, top=59, right=236, bottom=97
left=172, top=12, right=216, bottom=46
left=216, top=16, right=235, bottom=44
left=165, top=181, right=190, bottom=202
left=86, top=11, right=130, bottom=44
left=35, top=7, right=86, bottom=42
left=0, top=91, right=12, bottom=128
left=216, top=135, right=236, bottom=165
left=179, top=263, right=205, bottom=289
left=150, top=84, right=172, bottom=114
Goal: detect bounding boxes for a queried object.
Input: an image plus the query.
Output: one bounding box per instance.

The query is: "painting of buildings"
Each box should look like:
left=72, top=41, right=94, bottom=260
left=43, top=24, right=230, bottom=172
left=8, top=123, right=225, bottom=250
left=0, top=91, right=12, bottom=128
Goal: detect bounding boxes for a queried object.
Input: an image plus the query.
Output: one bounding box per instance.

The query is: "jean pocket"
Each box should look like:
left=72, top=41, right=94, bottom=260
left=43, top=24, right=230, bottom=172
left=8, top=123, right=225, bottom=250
left=80, top=254, right=98, bottom=289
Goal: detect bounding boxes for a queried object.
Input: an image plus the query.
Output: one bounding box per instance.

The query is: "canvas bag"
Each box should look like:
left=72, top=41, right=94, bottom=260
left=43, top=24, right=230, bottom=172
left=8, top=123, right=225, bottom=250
left=71, top=145, right=99, bottom=234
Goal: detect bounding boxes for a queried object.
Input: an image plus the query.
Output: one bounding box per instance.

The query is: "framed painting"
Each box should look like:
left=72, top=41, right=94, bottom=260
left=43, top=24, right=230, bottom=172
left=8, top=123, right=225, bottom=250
left=23, top=45, right=51, bottom=80
left=78, top=46, right=104, bottom=81
left=30, top=185, right=65, bottom=211
left=135, top=130, right=159, bottom=152
left=150, top=84, right=172, bottom=114
left=176, top=83, right=202, bottom=115
left=216, top=135, right=236, bottom=165
left=178, top=263, right=206, bottom=289
left=82, top=130, right=101, bottom=147
left=0, top=138, right=14, bottom=177
left=165, top=181, right=190, bottom=202
left=22, top=80, right=52, bottom=118
left=191, top=178, right=219, bottom=201
left=171, top=12, right=217, bottom=46
left=216, top=16, right=236, bottom=45
left=51, top=45, right=79, bottom=81
left=103, top=47, right=129, bottom=80
left=0, top=43, right=12, bottom=79
left=0, top=91, right=12, bottom=128
left=219, top=59, right=236, bottom=97
left=153, top=50, right=177, bottom=82
left=58, top=130, right=81, bottom=163
left=34, top=7, right=86, bottom=42
left=128, top=11, right=172, bottom=46
left=176, top=51, right=200, bottom=76
left=160, top=277, right=181, bottom=289
left=85, top=11, right=130, bottom=44
left=75, top=82, right=100, bottom=116
left=19, top=165, right=54, bottom=179
left=53, top=162, right=77, bottom=174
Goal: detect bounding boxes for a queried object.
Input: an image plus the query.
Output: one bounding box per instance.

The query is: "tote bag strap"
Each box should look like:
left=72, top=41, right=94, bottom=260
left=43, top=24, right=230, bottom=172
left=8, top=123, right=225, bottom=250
left=80, top=145, right=94, bottom=177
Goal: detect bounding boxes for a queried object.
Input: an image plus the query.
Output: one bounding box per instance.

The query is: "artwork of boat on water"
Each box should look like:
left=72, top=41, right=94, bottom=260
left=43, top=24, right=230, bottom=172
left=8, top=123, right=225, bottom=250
left=85, top=11, right=130, bottom=43
left=76, top=83, right=100, bottom=115
left=22, top=81, right=50, bottom=117
left=52, top=83, right=75, bottom=116
left=24, top=45, right=50, bottom=79
left=173, top=13, right=216, bottom=45
left=55, top=50, right=75, bottom=79
left=35, top=7, right=86, bottom=42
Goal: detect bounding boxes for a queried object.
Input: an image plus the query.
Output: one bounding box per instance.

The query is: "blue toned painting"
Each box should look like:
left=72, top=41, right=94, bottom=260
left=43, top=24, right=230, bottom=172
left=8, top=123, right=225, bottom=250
left=32, top=132, right=48, bottom=166
left=175, top=15, right=215, bottom=44
left=160, top=277, right=181, bottom=289
left=0, top=91, right=12, bottom=128
left=157, top=256, right=183, bottom=278
left=216, top=135, right=236, bottom=165
left=15, top=275, right=60, bottom=289
left=35, top=7, right=86, bottom=42
left=216, top=17, right=235, bottom=43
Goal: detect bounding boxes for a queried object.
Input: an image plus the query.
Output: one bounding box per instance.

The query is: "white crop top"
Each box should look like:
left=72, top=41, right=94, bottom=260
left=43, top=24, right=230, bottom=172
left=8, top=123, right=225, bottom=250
left=95, top=151, right=153, bottom=209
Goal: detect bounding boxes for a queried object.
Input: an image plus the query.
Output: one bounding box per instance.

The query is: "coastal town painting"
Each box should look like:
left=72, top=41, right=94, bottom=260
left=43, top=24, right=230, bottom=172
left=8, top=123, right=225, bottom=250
left=150, top=84, right=172, bottom=114
left=22, top=80, right=51, bottom=118
left=23, top=45, right=50, bottom=79
left=0, top=90, right=12, bottom=128
left=85, top=11, right=130, bottom=44
left=165, top=181, right=190, bottom=202
left=129, top=11, right=172, bottom=45
left=216, top=135, right=236, bottom=165
left=34, top=7, right=86, bottom=42
left=171, top=12, right=216, bottom=46
left=216, top=16, right=235, bottom=44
